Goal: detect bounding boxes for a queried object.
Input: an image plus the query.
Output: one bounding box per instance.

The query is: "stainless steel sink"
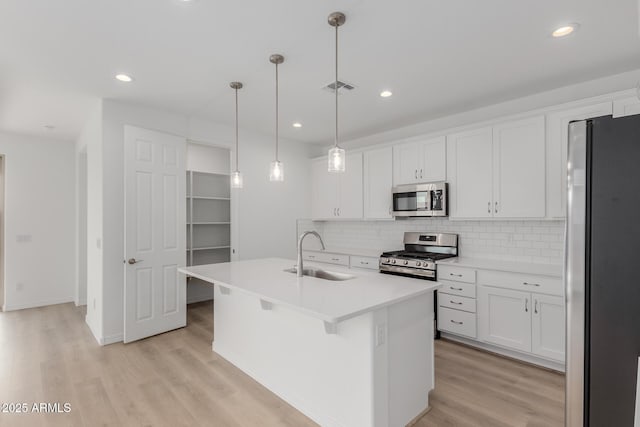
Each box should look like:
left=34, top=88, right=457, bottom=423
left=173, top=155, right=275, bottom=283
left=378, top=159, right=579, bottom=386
left=284, top=267, right=355, bottom=281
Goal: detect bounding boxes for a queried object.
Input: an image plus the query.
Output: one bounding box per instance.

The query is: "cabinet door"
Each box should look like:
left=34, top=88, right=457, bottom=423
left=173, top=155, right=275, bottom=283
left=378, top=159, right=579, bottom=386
left=478, top=286, right=532, bottom=352
left=492, top=116, right=545, bottom=218
left=531, top=294, right=565, bottom=362
left=420, top=136, right=446, bottom=182
left=447, top=127, right=493, bottom=218
left=311, top=159, right=338, bottom=219
left=392, top=142, right=422, bottom=185
left=338, top=152, right=363, bottom=219
left=613, top=96, right=640, bottom=118
left=546, top=102, right=612, bottom=218
left=364, top=147, right=393, bottom=219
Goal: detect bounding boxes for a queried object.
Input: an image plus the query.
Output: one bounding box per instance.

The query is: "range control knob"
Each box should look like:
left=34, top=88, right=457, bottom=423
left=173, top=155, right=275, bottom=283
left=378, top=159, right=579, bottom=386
left=416, top=261, right=422, bottom=267
left=391, top=259, right=396, bottom=264
left=403, top=260, right=409, bottom=265
left=385, top=258, right=390, bottom=263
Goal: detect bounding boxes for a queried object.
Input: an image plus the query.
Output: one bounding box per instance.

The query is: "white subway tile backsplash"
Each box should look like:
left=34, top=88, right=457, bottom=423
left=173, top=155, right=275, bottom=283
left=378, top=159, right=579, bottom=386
left=297, top=218, right=565, bottom=265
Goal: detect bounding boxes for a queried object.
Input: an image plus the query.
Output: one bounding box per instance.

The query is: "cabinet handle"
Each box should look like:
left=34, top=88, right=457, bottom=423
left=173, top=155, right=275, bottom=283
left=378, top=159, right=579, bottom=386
left=523, top=282, right=540, bottom=287
left=450, top=320, right=464, bottom=325
left=420, top=168, right=423, bottom=179
left=414, top=169, right=418, bottom=179
left=449, top=273, right=463, bottom=277
left=525, top=298, right=529, bottom=313
left=487, top=202, right=491, bottom=214
left=450, top=300, right=463, bottom=305
left=337, top=208, right=340, bottom=216
left=495, top=201, right=498, bottom=213
left=333, top=208, right=336, bottom=216
left=449, top=286, right=463, bottom=291
left=534, top=299, right=538, bottom=314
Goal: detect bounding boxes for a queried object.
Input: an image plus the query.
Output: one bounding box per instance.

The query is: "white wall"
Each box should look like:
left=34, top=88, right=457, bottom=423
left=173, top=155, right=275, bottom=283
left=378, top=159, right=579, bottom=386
left=76, top=102, right=102, bottom=337
left=0, top=131, right=76, bottom=310
left=90, top=101, right=313, bottom=344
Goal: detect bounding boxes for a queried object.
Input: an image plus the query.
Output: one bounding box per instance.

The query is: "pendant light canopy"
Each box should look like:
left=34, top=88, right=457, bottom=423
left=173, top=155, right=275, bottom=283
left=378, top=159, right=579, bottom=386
left=230, top=81, right=244, bottom=188
left=269, top=54, right=285, bottom=182
left=328, top=11, right=346, bottom=173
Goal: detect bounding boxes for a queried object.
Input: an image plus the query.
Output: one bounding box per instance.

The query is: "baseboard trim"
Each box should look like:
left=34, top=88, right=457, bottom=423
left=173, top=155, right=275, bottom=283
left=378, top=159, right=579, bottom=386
left=3, top=296, right=75, bottom=311
left=101, top=333, right=123, bottom=345
left=85, top=315, right=102, bottom=345
left=440, top=333, right=565, bottom=372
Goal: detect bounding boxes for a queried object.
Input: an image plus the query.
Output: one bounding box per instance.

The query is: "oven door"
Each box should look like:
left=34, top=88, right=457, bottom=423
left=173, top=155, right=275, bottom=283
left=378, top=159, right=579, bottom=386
left=392, top=184, right=433, bottom=217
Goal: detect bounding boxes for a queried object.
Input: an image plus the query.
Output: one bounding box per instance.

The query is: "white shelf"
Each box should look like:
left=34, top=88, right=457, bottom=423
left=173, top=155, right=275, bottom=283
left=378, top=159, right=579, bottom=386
left=192, top=246, right=231, bottom=251
left=189, top=222, right=231, bottom=225
left=188, top=196, right=231, bottom=201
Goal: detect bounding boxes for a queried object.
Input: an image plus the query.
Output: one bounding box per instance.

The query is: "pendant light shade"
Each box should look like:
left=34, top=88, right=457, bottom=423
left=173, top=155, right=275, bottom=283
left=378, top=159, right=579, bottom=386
left=269, top=54, right=285, bottom=182
left=327, top=12, right=346, bottom=173
left=230, top=81, right=244, bottom=189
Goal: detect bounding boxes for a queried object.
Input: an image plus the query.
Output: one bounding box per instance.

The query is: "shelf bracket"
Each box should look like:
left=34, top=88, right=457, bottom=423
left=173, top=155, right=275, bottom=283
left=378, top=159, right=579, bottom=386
left=259, top=299, right=273, bottom=311
left=323, top=321, right=338, bottom=335
left=219, top=285, right=231, bottom=295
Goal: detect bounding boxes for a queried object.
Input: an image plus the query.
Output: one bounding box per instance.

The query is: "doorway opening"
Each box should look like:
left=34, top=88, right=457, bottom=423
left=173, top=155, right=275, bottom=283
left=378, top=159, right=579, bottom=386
left=77, top=149, right=87, bottom=306
left=0, top=156, right=5, bottom=310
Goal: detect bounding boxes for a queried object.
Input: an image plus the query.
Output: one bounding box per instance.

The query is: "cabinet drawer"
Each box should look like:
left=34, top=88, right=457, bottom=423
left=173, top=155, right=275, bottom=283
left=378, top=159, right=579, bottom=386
left=350, top=255, right=379, bottom=270
left=303, top=251, right=350, bottom=267
left=439, top=281, right=476, bottom=298
left=477, top=270, right=562, bottom=296
left=439, top=293, right=476, bottom=313
left=438, top=307, right=477, bottom=338
left=438, top=265, right=476, bottom=283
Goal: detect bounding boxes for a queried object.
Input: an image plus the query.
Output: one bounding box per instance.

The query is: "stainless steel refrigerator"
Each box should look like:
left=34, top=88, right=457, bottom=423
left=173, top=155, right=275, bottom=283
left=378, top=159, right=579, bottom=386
left=566, top=115, right=640, bottom=426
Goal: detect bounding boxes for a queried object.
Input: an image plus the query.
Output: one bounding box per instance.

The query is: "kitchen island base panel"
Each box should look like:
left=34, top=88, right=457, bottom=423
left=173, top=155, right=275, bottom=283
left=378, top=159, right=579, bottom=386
left=212, top=284, right=434, bottom=427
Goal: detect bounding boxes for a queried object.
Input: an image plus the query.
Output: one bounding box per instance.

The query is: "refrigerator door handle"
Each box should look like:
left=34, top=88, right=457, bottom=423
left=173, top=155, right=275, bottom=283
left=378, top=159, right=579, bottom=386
left=565, top=120, right=588, bottom=427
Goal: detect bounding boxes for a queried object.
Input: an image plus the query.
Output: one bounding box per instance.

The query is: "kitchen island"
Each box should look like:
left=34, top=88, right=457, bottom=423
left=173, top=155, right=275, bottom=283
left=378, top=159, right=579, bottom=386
left=178, top=258, right=440, bottom=427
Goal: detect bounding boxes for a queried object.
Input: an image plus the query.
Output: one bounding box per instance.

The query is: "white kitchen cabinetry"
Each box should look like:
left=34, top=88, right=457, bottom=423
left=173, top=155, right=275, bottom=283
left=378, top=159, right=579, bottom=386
left=446, top=127, right=493, bottom=218
left=613, top=96, right=640, bottom=118
left=531, top=294, right=565, bottom=361
left=478, top=286, right=532, bottom=353
left=437, top=265, right=478, bottom=338
left=393, top=136, right=446, bottom=185
left=546, top=102, right=612, bottom=218
left=363, top=147, right=393, bottom=219
left=448, top=117, right=545, bottom=219
left=311, top=152, right=363, bottom=220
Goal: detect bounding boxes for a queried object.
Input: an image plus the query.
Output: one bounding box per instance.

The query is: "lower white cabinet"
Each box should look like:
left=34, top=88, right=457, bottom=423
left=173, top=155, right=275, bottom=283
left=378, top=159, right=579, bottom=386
left=478, top=285, right=565, bottom=362
left=531, top=294, right=565, bottom=361
left=478, top=286, right=532, bottom=353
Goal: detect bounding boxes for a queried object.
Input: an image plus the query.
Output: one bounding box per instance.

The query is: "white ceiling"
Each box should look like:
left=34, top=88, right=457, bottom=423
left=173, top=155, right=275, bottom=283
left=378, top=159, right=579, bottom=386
left=1, top=0, right=639, bottom=143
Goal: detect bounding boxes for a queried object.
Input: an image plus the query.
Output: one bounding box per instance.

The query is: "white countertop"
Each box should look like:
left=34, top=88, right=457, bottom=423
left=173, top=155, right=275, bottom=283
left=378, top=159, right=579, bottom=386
left=303, top=246, right=387, bottom=258
left=436, top=257, right=563, bottom=278
left=178, top=258, right=440, bottom=323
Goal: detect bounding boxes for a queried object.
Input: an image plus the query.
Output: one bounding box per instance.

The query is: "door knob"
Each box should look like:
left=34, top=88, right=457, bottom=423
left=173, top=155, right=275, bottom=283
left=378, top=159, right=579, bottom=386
left=128, top=258, right=143, bottom=265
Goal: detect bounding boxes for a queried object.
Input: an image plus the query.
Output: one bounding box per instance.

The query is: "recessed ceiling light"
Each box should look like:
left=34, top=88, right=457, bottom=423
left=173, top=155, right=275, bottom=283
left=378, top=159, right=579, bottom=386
left=552, top=24, right=579, bottom=38
left=293, top=122, right=302, bottom=128
left=380, top=90, right=393, bottom=98
left=115, top=73, right=133, bottom=82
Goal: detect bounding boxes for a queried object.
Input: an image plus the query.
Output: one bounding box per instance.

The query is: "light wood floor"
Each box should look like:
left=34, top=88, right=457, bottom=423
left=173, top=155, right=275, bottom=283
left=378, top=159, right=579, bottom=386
left=0, top=302, right=564, bottom=427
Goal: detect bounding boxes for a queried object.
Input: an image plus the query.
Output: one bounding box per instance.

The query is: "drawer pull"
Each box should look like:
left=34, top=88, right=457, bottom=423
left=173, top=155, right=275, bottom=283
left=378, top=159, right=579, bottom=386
left=534, top=299, right=538, bottom=314
left=331, top=258, right=340, bottom=262
left=308, top=255, right=315, bottom=259
left=360, top=261, right=369, bottom=265
left=450, top=300, right=463, bottom=305
left=450, top=320, right=464, bottom=325
left=449, top=286, right=463, bottom=291
left=449, top=273, right=463, bottom=277
left=525, top=298, right=529, bottom=313
left=523, top=282, right=540, bottom=287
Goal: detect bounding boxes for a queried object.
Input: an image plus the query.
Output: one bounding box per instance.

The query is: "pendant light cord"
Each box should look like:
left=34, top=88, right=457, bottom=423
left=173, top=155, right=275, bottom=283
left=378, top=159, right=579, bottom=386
left=234, top=87, right=239, bottom=171
left=275, top=62, right=279, bottom=161
left=334, top=23, right=339, bottom=148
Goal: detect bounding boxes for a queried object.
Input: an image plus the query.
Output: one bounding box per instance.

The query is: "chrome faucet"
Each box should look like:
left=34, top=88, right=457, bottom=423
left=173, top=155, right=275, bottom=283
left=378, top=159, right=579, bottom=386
left=297, top=231, right=325, bottom=277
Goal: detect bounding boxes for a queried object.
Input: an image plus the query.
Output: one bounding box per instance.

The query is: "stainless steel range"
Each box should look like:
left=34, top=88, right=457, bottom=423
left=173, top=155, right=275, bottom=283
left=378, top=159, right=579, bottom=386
left=379, top=232, right=458, bottom=280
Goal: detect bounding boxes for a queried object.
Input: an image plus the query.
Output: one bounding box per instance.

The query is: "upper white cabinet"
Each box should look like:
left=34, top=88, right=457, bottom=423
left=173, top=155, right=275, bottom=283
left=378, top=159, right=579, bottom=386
left=546, top=102, right=612, bottom=218
left=364, top=146, right=393, bottom=219
left=447, top=127, right=494, bottom=218
left=613, top=96, right=640, bottom=118
left=448, top=116, right=545, bottom=219
left=492, top=116, right=545, bottom=218
left=311, top=152, right=363, bottom=220
left=393, top=136, right=446, bottom=185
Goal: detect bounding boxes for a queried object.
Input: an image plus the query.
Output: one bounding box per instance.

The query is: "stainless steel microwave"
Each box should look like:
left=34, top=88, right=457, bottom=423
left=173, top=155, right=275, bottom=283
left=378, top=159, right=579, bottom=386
left=392, top=182, right=448, bottom=217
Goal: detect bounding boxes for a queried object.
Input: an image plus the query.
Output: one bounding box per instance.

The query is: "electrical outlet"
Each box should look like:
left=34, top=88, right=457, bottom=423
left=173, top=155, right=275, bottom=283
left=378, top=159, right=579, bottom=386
left=16, top=235, right=32, bottom=243
left=375, top=323, right=387, bottom=347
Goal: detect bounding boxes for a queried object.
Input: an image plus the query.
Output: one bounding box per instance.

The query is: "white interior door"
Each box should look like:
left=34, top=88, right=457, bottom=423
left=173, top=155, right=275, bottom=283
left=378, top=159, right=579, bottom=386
left=124, top=125, right=186, bottom=343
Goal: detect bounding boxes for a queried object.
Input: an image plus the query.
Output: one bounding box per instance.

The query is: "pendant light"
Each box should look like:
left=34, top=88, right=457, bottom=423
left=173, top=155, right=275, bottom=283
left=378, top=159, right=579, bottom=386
left=230, top=82, right=244, bottom=188
left=269, top=54, right=285, bottom=182
left=328, top=12, right=346, bottom=173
